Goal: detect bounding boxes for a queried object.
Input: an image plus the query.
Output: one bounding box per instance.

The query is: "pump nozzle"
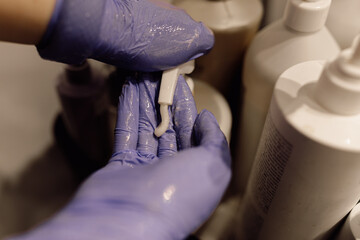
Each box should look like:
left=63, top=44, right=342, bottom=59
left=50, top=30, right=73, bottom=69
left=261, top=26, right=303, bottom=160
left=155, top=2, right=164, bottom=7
left=314, top=34, right=360, bottom=115
left=154, top=61, right=195, bottom=137
left=337, top=34, right=360, bottom=77
left=349, top=35, right=360, bottom=67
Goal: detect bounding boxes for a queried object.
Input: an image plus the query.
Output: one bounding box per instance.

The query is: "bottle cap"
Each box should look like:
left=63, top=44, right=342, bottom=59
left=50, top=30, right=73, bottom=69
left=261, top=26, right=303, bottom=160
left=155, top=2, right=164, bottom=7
left=284, top=0, right=331, bottom=32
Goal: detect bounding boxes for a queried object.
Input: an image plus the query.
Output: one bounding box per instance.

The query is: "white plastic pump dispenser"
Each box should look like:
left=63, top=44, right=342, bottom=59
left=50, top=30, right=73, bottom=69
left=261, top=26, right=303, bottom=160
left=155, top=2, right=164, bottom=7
left=235, top=0, right=340, bottom=193
left=155, top=61, right=194, bottom=137
left=315, top=36, right=360, bottom=114
left=155, top=61, right=232, bottom=142
left=238, top=35, right=360, bottom=240
left=173, top=0, right=263, bottom=95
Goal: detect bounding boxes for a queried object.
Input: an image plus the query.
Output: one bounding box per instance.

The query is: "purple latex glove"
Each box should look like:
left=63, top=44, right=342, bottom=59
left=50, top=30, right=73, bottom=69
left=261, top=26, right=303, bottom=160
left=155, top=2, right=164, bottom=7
left=8, top=74, right=231, bottom=240
left=37, top=0, right=214, bottom=71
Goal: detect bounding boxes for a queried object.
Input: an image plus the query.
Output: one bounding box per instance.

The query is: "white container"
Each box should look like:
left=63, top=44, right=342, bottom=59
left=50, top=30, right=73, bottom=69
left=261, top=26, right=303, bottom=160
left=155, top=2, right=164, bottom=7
left=235, top=0, right=340, bottom=193
left=173, top=0, right=263, bottom=95
left=238, top=37, right=360, bottom=240
left=326, top=0, right=360, bottom=49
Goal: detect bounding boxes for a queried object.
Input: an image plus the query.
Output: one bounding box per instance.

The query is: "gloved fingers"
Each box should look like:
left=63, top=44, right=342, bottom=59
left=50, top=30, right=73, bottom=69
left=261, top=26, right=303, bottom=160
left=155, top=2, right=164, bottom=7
left=172, top=75, right=197, bottom=150
left=109, top=149, right=159, bottom=166
left=128, top=7, right=215, bottom=71
left=36, top=0, right=215, bottom=71
left=93, top=0, right=215, bottom=71
left=137, top=73, right=161, bottom=158
left=193, top=110, right=231, bottom=165
left=157, top=108, right=177, bottom=159
left=112, top=77, right=139, bottom=154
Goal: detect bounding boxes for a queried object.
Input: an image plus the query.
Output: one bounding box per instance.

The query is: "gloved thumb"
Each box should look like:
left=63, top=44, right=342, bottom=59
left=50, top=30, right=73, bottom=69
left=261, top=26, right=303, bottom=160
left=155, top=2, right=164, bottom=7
left=192, top=109, right=231, bottom=183
left=194, top=110, right=231, bottom=157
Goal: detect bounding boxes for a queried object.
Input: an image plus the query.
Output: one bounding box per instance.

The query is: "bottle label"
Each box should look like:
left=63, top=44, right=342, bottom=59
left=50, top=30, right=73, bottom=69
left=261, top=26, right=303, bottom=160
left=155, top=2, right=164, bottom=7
left=239, top=109, right=293, bottom=240
left=249, top=111, right=293, bottom=217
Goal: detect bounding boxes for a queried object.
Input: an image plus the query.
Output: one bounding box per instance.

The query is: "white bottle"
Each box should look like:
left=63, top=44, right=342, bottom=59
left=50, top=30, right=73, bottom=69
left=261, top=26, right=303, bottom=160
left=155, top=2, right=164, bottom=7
left=263, top=0, right=360, bottom=49
left=238, top=35, right=360, bottom=240
left=173, top=0, right=263, bottom=95
left=326, top=0, right=360, bottom=49
left=236, top=0, right=340, bottom=193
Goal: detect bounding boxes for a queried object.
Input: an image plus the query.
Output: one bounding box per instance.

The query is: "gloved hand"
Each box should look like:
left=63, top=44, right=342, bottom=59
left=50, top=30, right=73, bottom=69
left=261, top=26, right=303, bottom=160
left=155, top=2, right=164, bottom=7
left=37, top=0, right=214, bottom=71
left=8, top=73, right=231, bottom=240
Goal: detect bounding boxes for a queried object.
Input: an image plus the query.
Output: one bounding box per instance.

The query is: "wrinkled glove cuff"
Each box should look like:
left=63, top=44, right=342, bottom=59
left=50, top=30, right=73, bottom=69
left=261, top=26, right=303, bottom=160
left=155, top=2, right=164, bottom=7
left=36, top=0, right=106, bottom=64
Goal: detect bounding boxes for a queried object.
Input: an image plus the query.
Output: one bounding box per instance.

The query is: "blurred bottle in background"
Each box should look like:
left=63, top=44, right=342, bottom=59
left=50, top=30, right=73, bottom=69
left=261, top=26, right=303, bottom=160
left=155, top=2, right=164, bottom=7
left=55, top=61, right=113, bottom=179
left=235, top=0, right=340, bottom=194
left=262, top=0, right=360, bottom=49
left=326, top=0, right=360, bottom=49
left=173, top=0, right=263, bottom=97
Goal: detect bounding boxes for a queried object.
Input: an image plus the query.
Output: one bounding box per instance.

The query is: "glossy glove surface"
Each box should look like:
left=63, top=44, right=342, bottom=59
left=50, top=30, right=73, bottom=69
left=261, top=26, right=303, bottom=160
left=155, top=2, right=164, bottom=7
left=37, top=0, right=214, bottom=71
left=8, top=74, right=231, bottom=240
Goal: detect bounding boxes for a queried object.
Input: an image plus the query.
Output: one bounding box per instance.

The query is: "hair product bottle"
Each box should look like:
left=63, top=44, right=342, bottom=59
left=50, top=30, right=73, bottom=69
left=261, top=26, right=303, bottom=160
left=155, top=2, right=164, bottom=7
left=235, top=0, right=340, bottom=193
left=262, top=0, right=360, bottom=49
left=238, top=35, right=360, bottom=240
left=173, top=0, right=263, bottom=96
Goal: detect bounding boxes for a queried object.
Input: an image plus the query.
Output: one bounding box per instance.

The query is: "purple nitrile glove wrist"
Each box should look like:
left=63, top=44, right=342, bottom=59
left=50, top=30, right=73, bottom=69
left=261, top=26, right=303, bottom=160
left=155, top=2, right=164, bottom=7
left=7, top=74, right=231, bottom=240
left=37, top=0, right=214, bottom=71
